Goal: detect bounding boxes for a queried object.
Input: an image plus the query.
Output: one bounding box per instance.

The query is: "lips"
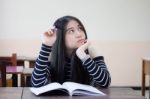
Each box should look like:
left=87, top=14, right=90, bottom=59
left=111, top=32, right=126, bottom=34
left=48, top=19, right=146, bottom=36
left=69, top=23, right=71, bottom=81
left=77, top=39, right=85, bottom=43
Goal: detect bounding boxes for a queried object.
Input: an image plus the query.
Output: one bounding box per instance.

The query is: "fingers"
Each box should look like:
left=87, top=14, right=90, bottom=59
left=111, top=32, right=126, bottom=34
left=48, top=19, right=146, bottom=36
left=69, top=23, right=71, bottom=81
left=47, top=30, right=54, bottom=36
left=44, top=27, right=57, bottom=36
left=76, top=40, right=90, bottom=60
left=51, top=26, right=57, bottom=33
left=79, top=40, right=90, bottom=51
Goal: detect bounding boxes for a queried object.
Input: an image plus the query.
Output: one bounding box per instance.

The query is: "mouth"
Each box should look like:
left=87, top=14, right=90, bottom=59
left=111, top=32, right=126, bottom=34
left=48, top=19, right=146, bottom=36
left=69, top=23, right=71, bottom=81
left=77, top=39, right=85, bottom=43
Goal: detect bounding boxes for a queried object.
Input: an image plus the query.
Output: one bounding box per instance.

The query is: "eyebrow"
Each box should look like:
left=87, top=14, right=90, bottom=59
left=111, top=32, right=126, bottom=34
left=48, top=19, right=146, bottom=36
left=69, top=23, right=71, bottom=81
left=66, top=25, right=81, bottom=32
left=66, top=27, right=74, bottom=32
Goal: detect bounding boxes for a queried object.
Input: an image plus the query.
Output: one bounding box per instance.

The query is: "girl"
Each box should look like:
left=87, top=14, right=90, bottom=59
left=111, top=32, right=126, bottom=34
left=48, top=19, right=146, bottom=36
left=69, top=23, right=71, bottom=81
left=31, top=15, right=111, bottom=88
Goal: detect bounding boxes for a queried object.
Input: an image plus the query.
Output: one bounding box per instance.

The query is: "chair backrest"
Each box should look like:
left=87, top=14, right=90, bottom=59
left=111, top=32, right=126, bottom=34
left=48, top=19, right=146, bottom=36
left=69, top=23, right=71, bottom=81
left=0, top=53, right=17, bottom=87
left=0, top=53, right=17, bottom=66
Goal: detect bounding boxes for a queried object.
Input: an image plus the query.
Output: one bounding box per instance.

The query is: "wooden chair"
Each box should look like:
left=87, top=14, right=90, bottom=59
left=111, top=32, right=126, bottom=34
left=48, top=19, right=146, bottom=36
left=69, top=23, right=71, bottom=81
left=17, top=56, right=35, bottom=87
left=21, top=68, right=34, bottom=87
left=0, top=61, right=6, bottom=87
left=0, top=53, right=23, bottom=87
left=141, top=57, right=150, bottom=98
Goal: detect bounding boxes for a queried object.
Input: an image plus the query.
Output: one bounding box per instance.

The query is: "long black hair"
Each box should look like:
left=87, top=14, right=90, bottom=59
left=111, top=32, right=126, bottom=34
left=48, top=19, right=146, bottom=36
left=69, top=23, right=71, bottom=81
left=50, top=16, right=91, bottom=84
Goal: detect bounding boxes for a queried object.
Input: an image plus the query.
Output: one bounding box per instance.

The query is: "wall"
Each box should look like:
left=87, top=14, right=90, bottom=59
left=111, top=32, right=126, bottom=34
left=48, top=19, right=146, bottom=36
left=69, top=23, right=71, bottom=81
left=0, top=0, right=150, bottom=86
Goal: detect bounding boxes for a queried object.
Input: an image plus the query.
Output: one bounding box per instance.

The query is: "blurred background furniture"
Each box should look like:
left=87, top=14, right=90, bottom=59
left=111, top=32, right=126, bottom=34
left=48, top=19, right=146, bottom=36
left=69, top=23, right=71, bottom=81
left=0, top=61, right=6, bottom=87
left=17, top=56, right=36, bottom=68
left=0, top=53, right=23, bottom=87
left=21, top=68, right=34, bottom=87
left=16, top=56, right=35, bottom=87
left=141, top=57, right=150, bottom=99
left=0, top=54, right=36, bottom=87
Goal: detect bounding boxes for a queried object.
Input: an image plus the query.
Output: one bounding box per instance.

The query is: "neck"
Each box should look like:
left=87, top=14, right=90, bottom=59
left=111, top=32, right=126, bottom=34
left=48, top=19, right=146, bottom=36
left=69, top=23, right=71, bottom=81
left=66, top=49, right=74, bottom=57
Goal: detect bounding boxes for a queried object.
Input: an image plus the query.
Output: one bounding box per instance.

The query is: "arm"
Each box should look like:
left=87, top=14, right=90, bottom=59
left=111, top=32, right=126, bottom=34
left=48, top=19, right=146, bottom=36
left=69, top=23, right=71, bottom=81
left=31, top=44, right=52, bottom=87
left=31, top=27, right=57, bottom=87
left=81, top=55, right=111, bottom=88
left=76, top=40, right=111, bottom=88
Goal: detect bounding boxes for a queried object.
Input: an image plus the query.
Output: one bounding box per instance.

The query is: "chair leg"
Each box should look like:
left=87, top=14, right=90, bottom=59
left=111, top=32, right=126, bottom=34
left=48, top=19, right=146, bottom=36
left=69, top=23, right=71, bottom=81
left=2, top=73, right=6, bottom=87
left=142, top=60, right=146, bottom=96
left=142, top=74, right=145, bottom=96
left=12, top=74, right=18, bottom=87
left=21, top=74, right=25, bottom=87
left=26, top=76, right=31, bottom=87
left=149, top=76, right=150, bottom=99
left=1, top=63, right=6, bottom=87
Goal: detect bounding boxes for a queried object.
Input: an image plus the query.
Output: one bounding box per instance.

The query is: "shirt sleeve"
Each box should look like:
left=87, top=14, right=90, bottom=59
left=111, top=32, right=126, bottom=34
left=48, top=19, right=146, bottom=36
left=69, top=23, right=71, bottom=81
left=81, top=55, right=111, bottom=88
left=31, top=44, right=52, bottom=87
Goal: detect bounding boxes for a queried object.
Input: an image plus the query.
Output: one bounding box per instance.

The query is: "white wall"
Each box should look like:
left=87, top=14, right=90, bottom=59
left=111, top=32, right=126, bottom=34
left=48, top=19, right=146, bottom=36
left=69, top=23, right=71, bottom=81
left=0, top=0, right=150, bottom=86
left=0, top=0, right=150, bottom=41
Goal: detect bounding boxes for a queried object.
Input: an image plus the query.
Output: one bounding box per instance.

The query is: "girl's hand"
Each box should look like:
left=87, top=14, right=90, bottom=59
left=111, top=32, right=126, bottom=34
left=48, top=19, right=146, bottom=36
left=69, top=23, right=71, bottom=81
left=42, top=27, right=57, bottom=46
left=76, top=40, right=90, bottom=60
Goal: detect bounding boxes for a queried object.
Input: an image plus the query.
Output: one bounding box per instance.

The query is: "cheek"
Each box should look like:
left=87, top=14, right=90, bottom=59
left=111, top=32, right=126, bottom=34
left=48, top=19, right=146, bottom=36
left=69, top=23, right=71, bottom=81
left=65, top=36, right=75, bottom=48
left=83, top=33, right=86, bottom=39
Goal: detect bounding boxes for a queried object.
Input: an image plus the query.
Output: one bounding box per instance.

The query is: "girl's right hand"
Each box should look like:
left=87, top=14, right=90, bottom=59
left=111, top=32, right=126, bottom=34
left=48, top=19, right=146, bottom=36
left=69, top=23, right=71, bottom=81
left=42, top=27, right=57, bottom=46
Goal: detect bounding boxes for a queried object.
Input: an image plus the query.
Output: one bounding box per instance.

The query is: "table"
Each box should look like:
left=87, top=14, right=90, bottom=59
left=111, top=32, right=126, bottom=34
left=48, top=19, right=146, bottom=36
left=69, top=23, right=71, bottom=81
left=0, top=87, right=146, bottom=99
left=22, top=87, right=146, bottom=99
left=0, top=87, right=23, bottom=99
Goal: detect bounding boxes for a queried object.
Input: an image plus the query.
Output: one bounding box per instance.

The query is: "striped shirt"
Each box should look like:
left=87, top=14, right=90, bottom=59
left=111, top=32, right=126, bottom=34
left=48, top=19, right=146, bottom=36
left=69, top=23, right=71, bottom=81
left=31, top=44, right=111, bottom=88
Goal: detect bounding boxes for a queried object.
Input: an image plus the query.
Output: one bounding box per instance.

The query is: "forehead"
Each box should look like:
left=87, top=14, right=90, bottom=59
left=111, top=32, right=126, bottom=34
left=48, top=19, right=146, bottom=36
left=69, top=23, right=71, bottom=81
left=66, top=20, right=80, bottom=29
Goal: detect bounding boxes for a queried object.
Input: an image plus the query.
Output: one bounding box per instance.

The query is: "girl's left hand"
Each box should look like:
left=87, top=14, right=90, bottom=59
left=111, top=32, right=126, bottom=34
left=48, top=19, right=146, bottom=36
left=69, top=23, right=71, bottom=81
left=76, top=40, right=90, bottom=60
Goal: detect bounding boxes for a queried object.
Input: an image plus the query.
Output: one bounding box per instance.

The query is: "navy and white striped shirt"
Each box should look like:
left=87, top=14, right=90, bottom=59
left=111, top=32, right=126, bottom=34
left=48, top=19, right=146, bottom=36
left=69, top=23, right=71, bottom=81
left=31, top=44, right=111, bottom=88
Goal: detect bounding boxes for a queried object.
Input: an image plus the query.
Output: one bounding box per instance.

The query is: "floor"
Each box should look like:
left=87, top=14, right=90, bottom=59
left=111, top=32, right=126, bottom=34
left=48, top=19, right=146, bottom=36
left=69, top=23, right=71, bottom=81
left=144, top=90, right=149, bottom=99
left=133, top=90, right=150, bottom=99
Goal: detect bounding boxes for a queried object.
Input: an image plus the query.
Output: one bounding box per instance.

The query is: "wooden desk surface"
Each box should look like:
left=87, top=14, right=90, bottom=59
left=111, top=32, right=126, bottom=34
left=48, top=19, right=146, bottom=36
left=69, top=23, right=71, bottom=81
left=0, top=87, right=146, bottom=99
left=22, top=87, right=146, bottom=99
left=0, top=87, right=23, bottom=99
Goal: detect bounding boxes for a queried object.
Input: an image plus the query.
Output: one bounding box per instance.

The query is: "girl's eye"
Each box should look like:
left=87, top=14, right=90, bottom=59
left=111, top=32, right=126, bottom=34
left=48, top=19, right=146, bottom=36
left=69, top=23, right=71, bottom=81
left=78, top=27, right=83, bottom=31
left=78, top=28, right=81, bottom=31
left=69, top=29, right=75, bottom=34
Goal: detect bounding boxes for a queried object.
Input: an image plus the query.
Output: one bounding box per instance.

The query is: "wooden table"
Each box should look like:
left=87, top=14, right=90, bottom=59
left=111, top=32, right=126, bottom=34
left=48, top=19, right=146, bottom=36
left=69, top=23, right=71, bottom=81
left=0, top=87, right=23, bottom=99
left=0, top=87, right=146, bottom=99
left=22, top=87, right=146, bottom=99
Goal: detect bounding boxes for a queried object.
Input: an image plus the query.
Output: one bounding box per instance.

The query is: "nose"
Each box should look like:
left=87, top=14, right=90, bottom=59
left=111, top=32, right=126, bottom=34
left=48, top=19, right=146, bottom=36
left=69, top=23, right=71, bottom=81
left=75, top=31, right=82, bottom=38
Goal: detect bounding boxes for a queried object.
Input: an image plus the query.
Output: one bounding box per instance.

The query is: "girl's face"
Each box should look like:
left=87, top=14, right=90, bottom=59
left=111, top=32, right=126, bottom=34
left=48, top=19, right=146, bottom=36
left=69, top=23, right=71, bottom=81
left=65, top=20, right=86, bottom=50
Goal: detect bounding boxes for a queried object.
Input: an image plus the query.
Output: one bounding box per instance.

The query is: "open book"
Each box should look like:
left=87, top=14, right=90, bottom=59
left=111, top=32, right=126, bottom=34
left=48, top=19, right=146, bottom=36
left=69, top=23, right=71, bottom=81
left=30, top=82, right=106, bottom=96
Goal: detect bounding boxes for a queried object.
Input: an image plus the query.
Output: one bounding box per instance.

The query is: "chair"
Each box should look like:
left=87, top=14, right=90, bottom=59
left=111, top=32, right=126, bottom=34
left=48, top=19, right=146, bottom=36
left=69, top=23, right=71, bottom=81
left=141, top=57, right=150, bottom=98
left=0, top=53, right=23, bottom=87
left=17, top=56, right=35, bottom=87
left=21, top=68, right=34, bottom=87
left=0, top=61, right=6, bottom=87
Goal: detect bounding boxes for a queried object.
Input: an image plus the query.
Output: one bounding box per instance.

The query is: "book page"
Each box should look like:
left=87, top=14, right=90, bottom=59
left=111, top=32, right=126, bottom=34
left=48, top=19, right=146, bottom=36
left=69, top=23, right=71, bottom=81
left=62, top=82, right=106, bottom=96
left=30, top=82, right=63, bottom=95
